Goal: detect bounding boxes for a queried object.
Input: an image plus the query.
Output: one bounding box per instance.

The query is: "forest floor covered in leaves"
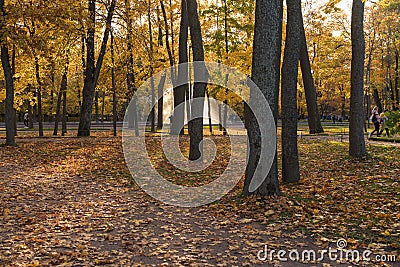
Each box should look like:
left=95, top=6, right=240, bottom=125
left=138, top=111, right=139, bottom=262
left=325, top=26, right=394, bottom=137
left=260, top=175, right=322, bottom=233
left=0, top=132, right=399, bottom=266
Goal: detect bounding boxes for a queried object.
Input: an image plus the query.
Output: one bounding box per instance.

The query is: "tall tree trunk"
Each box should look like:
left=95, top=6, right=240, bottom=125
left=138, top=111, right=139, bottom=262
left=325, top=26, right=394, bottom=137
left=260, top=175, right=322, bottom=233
left=222, top=0, right=228, bottom=136
left=33, top=98, right=37, bottom=123
left=95, top=90, right=99, bottom=122
left=111, top=31, right=117, bottom=137
left=11, top=45, right=16, bottom=136
left=349, top=0, right=366, bottom=158
left=11, top=44, right=15, bottom=74
left=79, top=36, right=85, bottom=109
left=223, top=74, right=228, bottom=135
left=243, top=0, right=282, bottom=196
left=170, top=0, right=175, bottom=59
left=1, top=0, right=16, bottom=146
left=53, top=59, right=69, bottom=136
left=156, top=6, right=163, bottom=46
left=365, top=27, right=375, bottom=128
left=62, top=82, right=67, bottom=136
left=28, top=100, right=33, bottom=129
left=206, top=90, right=212, bottom=133
left=150, top=77, right=156, bottom=132
left=78, top=0, right=95, bottom=136
left=34, top=56, right=44, bottom=137
left=160, top=0, right=174, bottom=66
left=299, top=12, right=323, bottom=134
left=187, top=0, right=207, bottom=160
left=157, top=73, right=167, bottom=129
left=373, top=88, right=383, bottom=113
left=125, top=0, right=139, bottom=136
left=78, top=0, right=116, bottom=136
left=281, top=0, right=301, bottom=183
left=218, top=103, right=223, bottom=131
left=170, top=0, right=187, bottom=135
left=148, top=0, right=155, bottom=132
left=50, top=62, right=55, bottom=106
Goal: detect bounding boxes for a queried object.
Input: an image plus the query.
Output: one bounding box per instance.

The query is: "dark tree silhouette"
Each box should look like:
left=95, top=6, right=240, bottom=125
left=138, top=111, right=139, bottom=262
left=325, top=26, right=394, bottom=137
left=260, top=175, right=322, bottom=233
left=244, top=0, right=283, bottom=195
left=349, top=0, right=367, bottom=158
left=281, top=0, right=301, bottom=183
left=78, top=0, right=116, bottom=136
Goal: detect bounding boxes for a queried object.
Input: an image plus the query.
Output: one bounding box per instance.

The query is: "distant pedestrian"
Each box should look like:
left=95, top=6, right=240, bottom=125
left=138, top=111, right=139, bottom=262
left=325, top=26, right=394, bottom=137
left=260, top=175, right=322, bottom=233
left=368, top=106, right=381, bottom=139
left=379, top=112, right=390, bottom=137
left=24, top=110, right=29, bottom=128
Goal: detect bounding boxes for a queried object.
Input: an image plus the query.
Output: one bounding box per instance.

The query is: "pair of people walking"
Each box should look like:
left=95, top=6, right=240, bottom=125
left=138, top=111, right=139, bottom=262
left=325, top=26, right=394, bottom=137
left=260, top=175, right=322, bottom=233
left=368, top=106, right=389, bottom=139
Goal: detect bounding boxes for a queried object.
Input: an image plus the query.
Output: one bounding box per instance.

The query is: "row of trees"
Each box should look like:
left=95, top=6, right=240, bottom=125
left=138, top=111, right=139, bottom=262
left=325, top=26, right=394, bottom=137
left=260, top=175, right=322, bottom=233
left=1, top=0, right=399, bottom=194
left=1, top=1, right=397, bottom=129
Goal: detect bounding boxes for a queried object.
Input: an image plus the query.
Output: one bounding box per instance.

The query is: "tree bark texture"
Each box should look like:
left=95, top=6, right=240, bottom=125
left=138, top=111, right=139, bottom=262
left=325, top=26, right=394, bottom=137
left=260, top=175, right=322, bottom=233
left=243, top=0, right=282, bottom=195
left=281, top=0, right=301, bottom=183
left=349, top=0, right=367, bottom=158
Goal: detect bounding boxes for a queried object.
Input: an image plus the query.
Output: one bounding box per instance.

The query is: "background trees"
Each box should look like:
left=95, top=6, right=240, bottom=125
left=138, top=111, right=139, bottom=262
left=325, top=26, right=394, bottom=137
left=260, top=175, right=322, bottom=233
left=1, top=0, right=393, bottom=132
left=0, top=0, right=399, bottom=177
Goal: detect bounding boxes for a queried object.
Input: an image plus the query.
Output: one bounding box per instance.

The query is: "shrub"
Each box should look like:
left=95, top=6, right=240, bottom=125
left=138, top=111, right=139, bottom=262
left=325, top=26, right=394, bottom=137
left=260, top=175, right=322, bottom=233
left=386, top=110, right=400, bottom=136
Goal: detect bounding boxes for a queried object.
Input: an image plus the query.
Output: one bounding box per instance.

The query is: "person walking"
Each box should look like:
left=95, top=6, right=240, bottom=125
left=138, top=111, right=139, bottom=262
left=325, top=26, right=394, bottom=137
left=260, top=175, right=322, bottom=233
left=368, top=106, right=381, bottom=139
left=379, top=112, right=390, bottom=137
left=24, top=110, right=29, bottom=128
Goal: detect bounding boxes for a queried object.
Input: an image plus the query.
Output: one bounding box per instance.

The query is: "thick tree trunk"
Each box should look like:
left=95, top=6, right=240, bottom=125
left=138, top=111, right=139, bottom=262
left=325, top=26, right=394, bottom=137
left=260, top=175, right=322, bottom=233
left=349, top=0, right=366, bottom=158
left=78, top=0, right=116, bottom=136
left=187, top=0, right=208, bottom=160
left=53, top=60, right=69, bottom=136
left=1, top=1, right=16, bottom=146
left=78, top=0, right=95, bottom=136
left=243, top=0, right=282, bottom=196
left=171, top=0, right=188, bottom=135
left=34, top=56, right=44, bottom=137
left=299, top=12, right=323, bottom=134
left=281, top=0, right=301, bottom=183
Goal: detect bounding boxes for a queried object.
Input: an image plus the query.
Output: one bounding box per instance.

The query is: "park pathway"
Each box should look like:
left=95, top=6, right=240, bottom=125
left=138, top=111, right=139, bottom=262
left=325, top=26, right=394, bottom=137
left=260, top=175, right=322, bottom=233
left=0, top=137, right=398, bottom=266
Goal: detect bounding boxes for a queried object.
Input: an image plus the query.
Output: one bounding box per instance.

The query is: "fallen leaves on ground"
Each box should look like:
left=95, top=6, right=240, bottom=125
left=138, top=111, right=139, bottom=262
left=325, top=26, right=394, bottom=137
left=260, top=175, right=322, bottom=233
left=0, top=132, right=399, bottom=266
